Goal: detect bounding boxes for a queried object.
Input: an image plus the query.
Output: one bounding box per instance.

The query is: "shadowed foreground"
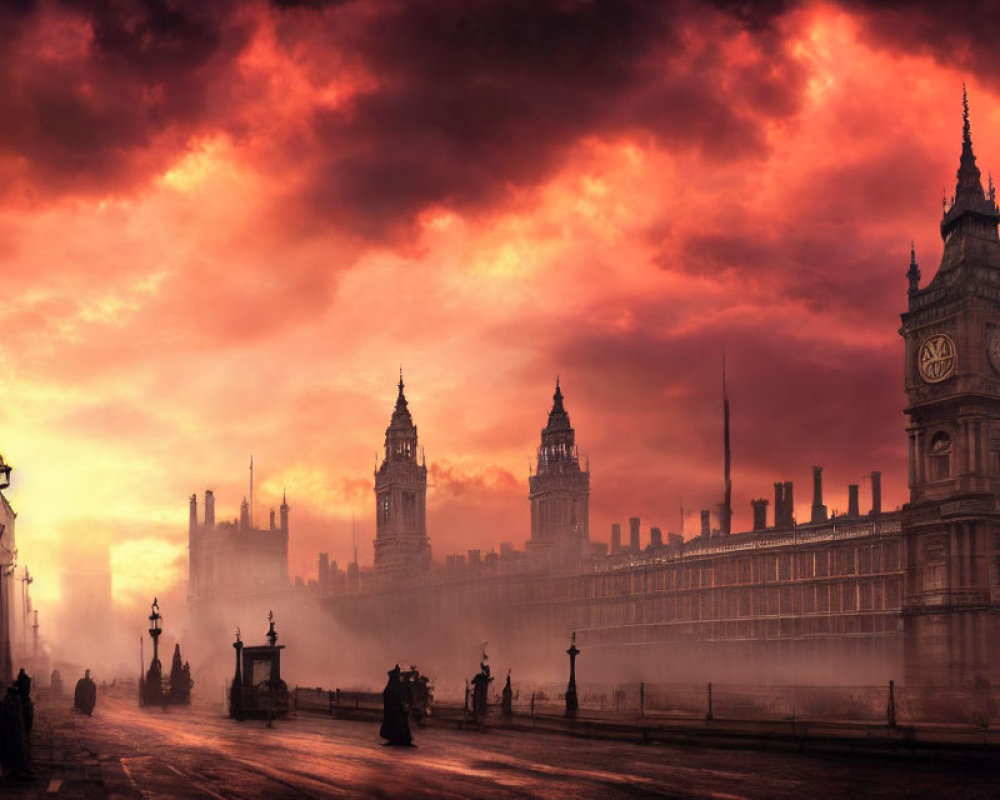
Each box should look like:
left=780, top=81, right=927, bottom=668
left=12, top=694, right=1000, bottom=799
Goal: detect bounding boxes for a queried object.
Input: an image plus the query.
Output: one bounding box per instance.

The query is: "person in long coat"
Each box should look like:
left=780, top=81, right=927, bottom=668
left=380, top=665, right=413, bottom=746
left=74, top=670, right=97, bottom=716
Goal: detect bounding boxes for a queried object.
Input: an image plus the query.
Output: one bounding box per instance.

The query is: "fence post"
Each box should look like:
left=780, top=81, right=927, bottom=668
left=887, top=680, right=896, bottom=728
left=706, top=682, right=713, bottom=721
left=640, top=681, right=645, bottom=718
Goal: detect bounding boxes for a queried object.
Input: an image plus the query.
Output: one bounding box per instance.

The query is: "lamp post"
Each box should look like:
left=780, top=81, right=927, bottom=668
left=148, top=597, right=162, bottom=668
left=565, top=631, right=579, bottom=719
left=230, top=627, right=243, bottom=720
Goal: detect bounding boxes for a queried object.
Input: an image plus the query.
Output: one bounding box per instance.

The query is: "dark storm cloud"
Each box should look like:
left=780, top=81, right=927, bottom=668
left=279, top=0, right=806, bottom=241
left=846, top=1, right=1000, bottom=86
left=0, top=0, right=251, bottom=197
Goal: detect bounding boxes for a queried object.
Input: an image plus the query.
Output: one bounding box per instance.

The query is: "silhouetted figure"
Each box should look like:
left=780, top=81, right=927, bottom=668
left=470, top=660, right=492, bottom=722
left=50, top=670, right=63, bottom=698
left=501, top=672, right=513, bottom=720
left=0, top=685, right=30, bottom=778
left=380, top=665, right=413, bottom=746
left=400, top=665, right=432, bottom=726
left=74, top=670, right=97, bottom=716
left=13, top=669, right=32, bottom=735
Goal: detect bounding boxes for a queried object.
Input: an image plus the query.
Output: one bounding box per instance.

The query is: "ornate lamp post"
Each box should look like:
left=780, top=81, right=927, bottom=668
left=565, top=631, right=579, bottom=719
left=148, top=598, right=162, bottom=668
left=230, top=627, right=243, bottom=720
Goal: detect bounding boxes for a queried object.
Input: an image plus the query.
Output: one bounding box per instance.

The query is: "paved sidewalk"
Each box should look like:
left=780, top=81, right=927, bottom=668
left=2, top=695, right=137, bottom=799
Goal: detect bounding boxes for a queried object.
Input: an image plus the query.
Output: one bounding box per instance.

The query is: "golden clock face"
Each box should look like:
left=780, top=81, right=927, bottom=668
left=918, top=333, right=956, bottom=383
left=989, top=330, right=1000, bottom=373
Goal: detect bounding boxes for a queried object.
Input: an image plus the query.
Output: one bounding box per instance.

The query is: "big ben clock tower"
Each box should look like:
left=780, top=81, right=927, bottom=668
left=900, top=88, right=1000, bottom=686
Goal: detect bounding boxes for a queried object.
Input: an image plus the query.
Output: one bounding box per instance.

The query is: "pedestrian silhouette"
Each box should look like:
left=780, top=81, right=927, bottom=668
left=74, top=669, right=97, bottom=716
left=380, top=665, right=413, bottom=746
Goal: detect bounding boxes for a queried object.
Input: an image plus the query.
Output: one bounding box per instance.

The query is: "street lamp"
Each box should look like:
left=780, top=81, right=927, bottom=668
left=148, top=597, right=162, bottom=667
left=565, top=631, right=579, bottom=719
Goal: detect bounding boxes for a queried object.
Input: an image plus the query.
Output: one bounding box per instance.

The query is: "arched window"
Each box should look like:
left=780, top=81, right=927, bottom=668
left=930, top=432, right=952, bottom=481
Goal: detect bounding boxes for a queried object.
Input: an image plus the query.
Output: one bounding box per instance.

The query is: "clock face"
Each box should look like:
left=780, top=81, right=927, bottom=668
left=918, top=333, right=956, bottom=383
left=989, top=330, right=1000, bottom=373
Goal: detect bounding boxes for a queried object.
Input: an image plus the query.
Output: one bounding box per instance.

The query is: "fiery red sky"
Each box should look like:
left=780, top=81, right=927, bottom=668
left=3, top=0, right=1000, bottom=614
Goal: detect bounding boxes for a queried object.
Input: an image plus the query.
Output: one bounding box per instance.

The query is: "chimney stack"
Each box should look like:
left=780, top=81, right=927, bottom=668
left=629, top=517, right=641, bottom=552
left=751, top=498, right=769, bottom=531
left=811, top=466, right=828, bottom=523
left=774, top=481, right=794, bottom=527
left=700, top=510, right=711, bottom=537
left=650, top=526, right=662, bottom=548
left=189, top=494, right=198, bottom=533
left=204, top=489, right=215, bottom=529
left=847, top=484, right=859, bottom=517
left=611, top=523, right=621, bottom=554
left=870, top=471, right=882, bottom=516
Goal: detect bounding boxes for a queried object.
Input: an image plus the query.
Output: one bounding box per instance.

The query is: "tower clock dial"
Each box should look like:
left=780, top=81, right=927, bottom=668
left=989, top=330, right=1000, bottom=373
left=918, top=333, right=956, bottom=383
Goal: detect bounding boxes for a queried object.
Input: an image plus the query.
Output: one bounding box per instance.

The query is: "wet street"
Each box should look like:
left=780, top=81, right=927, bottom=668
left=28, top=696, right=1000, bottom=799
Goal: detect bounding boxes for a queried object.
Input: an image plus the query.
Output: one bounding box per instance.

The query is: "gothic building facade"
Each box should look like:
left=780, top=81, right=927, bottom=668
left=0, top=454, right=15, bottom=684
left=190, top=95, right=1000, bottom=693
left=187, top=487, right=290, bottom=638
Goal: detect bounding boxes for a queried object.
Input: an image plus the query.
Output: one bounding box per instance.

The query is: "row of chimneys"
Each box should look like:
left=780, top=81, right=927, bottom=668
left=189, top=489, right=290, bottom=533
left=745, top=468, right=882, bottom=533
left=609, top=517, right=684, bottom=554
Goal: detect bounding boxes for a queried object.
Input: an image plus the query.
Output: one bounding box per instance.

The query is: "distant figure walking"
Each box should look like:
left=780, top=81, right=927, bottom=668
left=501, top=671, right=513, bottom=719
left=13, top=669, right=33, bottom=735
left=50, top=669, right=63, bottom=698
left=74, top=670, right=97, bottom=716
left=380, top=665, right=413, bottom=746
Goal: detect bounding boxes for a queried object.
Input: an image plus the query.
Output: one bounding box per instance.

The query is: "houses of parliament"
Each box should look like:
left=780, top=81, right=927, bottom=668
left=188, top=95, right=1000, bottom=689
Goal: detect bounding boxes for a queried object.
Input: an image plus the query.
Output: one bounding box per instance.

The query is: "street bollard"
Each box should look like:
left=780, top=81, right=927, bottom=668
left=706, top=682, right=713, bottom=722
left=887, top=679, right=896, bottom=728
left=531, top=692, right=536, bottom=726
left=640, top=681, right=645, bottom=718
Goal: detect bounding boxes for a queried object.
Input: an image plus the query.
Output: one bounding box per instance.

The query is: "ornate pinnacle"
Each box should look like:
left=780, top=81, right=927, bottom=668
left=907, top=240, right=921, bottom=295
left=963, top=82, right=970, bottom=144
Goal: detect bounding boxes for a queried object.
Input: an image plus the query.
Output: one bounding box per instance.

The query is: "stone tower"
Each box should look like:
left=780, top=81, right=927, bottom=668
left=899, top=88, right=1000, bottom=686
left=528, top=380, right=590, bottom=559
left=373, top=373, right=431, bottom=575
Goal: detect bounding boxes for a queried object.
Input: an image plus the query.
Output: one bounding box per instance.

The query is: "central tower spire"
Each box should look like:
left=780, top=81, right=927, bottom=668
left=373, top=372, right=430, bottom=576
left=939, top=86, right=1000, bottom=266
left=528, top=379, right=590, bottom=561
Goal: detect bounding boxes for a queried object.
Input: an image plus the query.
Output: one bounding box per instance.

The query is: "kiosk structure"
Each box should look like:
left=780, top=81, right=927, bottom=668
left=229, top=611, right=288, bottom=720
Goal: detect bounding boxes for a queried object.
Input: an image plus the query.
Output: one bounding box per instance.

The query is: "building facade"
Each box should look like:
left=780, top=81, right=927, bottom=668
left=193, top=96, right=1000, bottom=691
left=187, top=487, right=290, bottom=640
left=0, top=453, right=15, bottom=684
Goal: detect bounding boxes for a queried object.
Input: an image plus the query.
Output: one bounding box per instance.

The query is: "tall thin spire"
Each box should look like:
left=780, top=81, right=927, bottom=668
left=721, top=351, right=732, bottom=536
left=249, top=455, right=254, bottom=529
left=907, top=240, right=921, bottom=295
